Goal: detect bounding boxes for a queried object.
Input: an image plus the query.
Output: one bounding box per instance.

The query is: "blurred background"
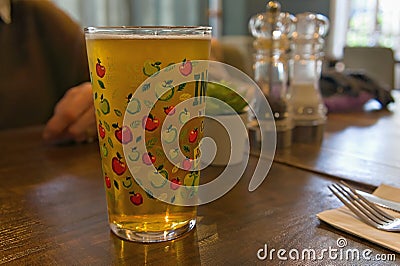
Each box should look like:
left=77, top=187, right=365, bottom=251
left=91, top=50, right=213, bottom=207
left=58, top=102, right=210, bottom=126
left=51, top=0, right=400, bottom=88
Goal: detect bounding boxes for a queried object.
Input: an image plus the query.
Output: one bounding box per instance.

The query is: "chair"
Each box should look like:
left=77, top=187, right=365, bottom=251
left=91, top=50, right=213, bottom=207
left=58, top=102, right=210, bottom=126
left=342, top=46, right=396, bottom=89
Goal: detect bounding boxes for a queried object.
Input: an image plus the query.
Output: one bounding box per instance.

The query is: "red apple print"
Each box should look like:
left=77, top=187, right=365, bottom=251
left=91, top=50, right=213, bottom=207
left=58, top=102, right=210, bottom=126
left=112, top=153, right=127, bottom=176
left=163, top=106, right=176, bottom=116
left=179, top=58, right=192, bottom=76
left=113, top=124, right=133, bottom=144
left=115, top=130, right=122, bottom=143
left=170, top=178, right=182, bottom=190
left=96, top=58, right=106, bottom=78
left=182, top=158, right=192, bottom=171
left=105, top=175, right=111, bottom=189
left=98, top=122, right=106, bottom=139
left=142, top=114, right=159, bottom=132
left=129, top=191, right=143, bottom=206
left=121, top=127, right=133, bottom=144
left=142, top=152, right=156, bottom=165
left=189, top=128, right=198, bottom=143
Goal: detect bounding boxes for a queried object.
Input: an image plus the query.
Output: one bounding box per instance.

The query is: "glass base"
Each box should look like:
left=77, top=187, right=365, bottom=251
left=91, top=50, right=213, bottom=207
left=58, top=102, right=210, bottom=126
left=292, top=124, right=324, bottom=144
left=276, top=129, right=292, bottom=149
left=109, top=218, right=196, bottom=243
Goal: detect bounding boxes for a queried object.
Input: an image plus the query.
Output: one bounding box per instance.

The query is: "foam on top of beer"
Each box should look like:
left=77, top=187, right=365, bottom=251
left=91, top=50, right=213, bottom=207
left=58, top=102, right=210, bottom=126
left=85, top=34, right=211, bottom=40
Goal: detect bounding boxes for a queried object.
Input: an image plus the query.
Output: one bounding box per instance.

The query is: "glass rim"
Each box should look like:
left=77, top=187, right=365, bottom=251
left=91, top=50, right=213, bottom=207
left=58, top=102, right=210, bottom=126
left=84, top=26, right=212, bottom=36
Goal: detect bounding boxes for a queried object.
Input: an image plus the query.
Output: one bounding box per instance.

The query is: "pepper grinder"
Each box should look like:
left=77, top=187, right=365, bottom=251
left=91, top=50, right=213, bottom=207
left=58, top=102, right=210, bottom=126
left=290, top=12, right=329, bottom=144
left=248, top=1, right=295, bottom=149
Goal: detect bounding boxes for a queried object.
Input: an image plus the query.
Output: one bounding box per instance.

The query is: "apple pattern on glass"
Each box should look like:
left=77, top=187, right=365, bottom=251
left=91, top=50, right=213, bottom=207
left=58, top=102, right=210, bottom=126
left=122, top=59, right=206, bottom=205
left=92, top=57, right=203, bottom=207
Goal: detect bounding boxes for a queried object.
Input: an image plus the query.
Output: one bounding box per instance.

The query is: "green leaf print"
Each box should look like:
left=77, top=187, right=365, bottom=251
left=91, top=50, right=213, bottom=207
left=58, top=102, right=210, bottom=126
left=103, top=121, right=111, bottom=132
left=114, top=109, right=123, bottom=117
left=146, top=138, right=158, bottom=149
left=155, top=149, right=164, bottom=157
left=130, top=120, right=141, bottom=129
left=142, top=83, right=150, bottom=92
left=108, top=137, right=114, bottom=148
left=98, top=80, right=105, bottom=89
left=180, top=129, right=188, bottom=139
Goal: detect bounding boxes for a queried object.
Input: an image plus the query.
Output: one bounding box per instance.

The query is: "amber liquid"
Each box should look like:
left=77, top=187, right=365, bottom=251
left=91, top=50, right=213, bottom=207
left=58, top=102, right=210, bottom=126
left=86, top=35, right=210, bottom=242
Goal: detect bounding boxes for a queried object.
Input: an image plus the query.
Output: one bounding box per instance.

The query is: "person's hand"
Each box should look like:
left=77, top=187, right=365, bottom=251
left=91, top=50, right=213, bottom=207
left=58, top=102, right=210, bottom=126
left=43, top=82, right=97, bottom=144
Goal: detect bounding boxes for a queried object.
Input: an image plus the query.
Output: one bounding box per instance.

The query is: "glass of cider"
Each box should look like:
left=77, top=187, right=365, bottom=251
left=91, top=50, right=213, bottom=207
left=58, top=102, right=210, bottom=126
left=85, top=26, right=211, bottom=242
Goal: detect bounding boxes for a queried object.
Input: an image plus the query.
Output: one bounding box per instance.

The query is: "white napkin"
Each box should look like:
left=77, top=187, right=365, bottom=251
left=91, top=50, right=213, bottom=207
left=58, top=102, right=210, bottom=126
left=317, top=184, right=400, bottom=253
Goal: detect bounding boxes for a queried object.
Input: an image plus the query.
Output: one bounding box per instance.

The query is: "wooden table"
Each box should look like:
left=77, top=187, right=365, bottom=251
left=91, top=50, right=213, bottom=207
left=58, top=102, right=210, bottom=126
left=1, top=94, right=400, bottom=265
left=275, top=91, right=400, bottom=188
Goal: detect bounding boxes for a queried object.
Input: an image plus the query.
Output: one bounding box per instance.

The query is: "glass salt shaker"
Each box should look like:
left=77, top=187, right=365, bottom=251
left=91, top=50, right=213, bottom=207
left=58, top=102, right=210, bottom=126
left=289, top=12, right=329, bottom=144
left=248, top=1, right=295, bottom=149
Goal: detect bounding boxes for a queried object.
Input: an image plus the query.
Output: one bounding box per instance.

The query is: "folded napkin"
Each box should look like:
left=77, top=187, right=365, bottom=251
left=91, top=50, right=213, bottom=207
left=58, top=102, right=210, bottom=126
left=317, top=184, right=400, bottom=253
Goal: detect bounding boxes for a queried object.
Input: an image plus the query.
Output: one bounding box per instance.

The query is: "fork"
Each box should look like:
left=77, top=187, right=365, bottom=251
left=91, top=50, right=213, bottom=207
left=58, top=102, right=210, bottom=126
left=328, top=181, right=400, bottom=232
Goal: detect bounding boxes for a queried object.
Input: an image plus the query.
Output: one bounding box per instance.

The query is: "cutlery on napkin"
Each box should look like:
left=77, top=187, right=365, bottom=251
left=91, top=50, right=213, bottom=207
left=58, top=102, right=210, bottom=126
left=317, top=184, right=400, bottom=253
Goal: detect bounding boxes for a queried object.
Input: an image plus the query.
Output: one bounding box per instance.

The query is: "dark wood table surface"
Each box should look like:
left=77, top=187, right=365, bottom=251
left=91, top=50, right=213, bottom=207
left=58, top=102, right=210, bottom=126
left=275, top=92, right=400, bottom=189
left=1, top=93, right=400, bottom=265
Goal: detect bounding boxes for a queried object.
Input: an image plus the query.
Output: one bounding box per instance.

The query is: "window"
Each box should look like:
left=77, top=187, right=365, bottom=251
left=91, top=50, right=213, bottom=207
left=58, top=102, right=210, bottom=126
left=52, top=0, right=209, bottom=28
left=346, top=0, right=400, bottom=57
left=329, top=0, right=400, bottom=88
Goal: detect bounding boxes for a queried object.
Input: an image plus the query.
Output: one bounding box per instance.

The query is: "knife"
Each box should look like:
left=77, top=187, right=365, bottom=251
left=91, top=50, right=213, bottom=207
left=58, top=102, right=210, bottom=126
left=356, top=190, right=400, bottom=213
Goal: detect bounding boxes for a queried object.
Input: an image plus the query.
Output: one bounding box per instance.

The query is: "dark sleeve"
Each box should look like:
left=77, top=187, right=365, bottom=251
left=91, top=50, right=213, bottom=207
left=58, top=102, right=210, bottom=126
left=29, top=0, right=90, bottom=99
